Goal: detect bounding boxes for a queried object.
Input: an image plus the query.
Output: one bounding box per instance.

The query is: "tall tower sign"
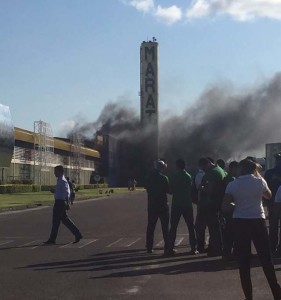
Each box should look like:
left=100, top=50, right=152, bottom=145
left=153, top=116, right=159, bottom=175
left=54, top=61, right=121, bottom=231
left=140, top=38, right=159, bottom=161
left=140, top=39, right=158, bottom=128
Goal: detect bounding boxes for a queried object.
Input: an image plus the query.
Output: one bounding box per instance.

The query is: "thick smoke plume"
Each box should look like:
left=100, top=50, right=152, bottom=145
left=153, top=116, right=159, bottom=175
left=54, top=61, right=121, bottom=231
left=69, top=102, right=140, bottom=139
left=69, top=73, right=281, bottom=174
left=160, top=73, right=281, bottom=166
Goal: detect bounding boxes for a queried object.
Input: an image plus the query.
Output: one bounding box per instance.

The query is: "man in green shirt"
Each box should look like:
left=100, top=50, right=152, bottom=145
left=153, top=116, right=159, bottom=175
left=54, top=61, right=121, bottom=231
left=167, top=159, right=198, bottom=256
left=198, top=157, right=226, bottom=257
left=221, top=160, right=238, bottom=259
left=145, top=160, right=170, bottom=254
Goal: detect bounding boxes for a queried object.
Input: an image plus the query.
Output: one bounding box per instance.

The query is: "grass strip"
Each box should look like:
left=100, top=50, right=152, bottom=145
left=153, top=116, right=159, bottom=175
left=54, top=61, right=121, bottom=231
left=0, top=188, right=144, bottom=210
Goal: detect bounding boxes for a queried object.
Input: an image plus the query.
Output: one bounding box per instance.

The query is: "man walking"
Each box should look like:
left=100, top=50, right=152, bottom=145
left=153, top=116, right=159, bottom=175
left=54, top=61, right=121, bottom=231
left=167, top=159, right=198, bottom=256
left=145, top=160, right=170, bottom=254
left=44, top=165, right=83, bottom=245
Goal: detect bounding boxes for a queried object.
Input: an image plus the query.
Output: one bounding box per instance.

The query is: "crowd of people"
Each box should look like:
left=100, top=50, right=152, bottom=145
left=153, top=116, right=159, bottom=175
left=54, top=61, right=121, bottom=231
left=145, top=155, right=281, bottom=300
left=43, top=156, right=281, bottom=299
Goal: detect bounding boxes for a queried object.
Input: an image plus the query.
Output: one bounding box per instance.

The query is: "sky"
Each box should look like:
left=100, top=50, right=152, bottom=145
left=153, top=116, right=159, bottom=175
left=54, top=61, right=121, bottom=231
left=1, top=0, right=281, bottom=137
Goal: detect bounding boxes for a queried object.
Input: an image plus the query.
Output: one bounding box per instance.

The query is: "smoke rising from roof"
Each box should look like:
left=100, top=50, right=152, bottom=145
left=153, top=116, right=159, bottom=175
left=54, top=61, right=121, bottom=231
left=69, top=72, right=281, bottom=168
left=68, top=102, right=140, bottom=140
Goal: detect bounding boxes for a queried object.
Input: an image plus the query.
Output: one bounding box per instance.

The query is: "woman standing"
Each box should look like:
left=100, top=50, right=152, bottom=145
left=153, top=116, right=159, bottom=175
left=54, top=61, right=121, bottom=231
left=222, top=159, right=281, bottom=300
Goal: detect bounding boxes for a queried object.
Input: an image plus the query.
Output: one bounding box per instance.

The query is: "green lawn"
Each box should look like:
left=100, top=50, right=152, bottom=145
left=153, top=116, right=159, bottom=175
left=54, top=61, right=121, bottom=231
left=0, top=188, right=145, bottom=210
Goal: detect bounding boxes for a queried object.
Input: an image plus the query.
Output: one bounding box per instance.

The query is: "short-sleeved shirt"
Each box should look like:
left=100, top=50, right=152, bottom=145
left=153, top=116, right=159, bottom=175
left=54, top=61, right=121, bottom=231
left=225, top=174, right=268, bottom=219
left=145, top=170, right=169, bottom=210
left=55, top=175, right=70, bottom=201
left=170, top=170, right=193, bottom=208
left=195, top=169, right=205, bottom=189
left=200, top=165, right=226, bottom=209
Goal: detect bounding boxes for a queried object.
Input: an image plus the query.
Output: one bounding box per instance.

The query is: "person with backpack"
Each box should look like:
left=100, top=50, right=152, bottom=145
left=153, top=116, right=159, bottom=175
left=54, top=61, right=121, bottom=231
left=66, top=177, right=76, bottom=205
left=44, top=166, right=82, bottom=245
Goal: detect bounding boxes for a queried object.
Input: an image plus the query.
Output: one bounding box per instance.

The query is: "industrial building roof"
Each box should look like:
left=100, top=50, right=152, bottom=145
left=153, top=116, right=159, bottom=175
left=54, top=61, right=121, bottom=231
left=14, top=127, right=100, bottom=159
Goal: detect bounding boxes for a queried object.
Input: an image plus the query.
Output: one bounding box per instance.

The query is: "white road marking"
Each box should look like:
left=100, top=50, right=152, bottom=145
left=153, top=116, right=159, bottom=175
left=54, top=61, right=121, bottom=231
left=17, top=240, right=41, bottom=249
left=106, top=238, right=123, bottom=248
left=60, top=242, right=73, bottom=248
left=106, top=237, right=141, bottom=247
left=120, top=286, right=140, bottom=295
left=175, top=237, right=184, bottom=246
left=0, top=240, right=14, bottom=246
left=78, top=239, right=98, bottom=248
left=125, top=237, right=141, bottom=247
left=156, top=240, right=164, bottom=247
left=108, top=237, right=142, bottom=247
left=156, top=236, right=186, bottom=247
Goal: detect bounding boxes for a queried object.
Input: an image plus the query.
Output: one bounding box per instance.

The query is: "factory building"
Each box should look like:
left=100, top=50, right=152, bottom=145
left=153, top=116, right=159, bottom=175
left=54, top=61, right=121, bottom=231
left=0, top=105, right=101, bottom=185
left=4, top=125, right=100, bottom=186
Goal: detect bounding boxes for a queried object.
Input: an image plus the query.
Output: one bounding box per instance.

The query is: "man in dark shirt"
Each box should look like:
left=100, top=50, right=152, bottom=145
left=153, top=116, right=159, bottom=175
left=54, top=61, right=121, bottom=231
left=167, top=159, right=198, bottom=256
left=198, top=157, right=226, bottom=257
left=264, top=153, right=281, bottom=254
left=221, top=160, right=238, bottom=260
left=145, top=160, right=170, bottom=254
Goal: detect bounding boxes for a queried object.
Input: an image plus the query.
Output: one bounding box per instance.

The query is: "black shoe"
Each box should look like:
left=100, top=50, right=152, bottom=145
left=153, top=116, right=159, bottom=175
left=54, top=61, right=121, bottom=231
left=43, top=240, right=56, bottom=245
left=73, top=235, right=83, bottom=244
left=147, top=249, right=154, bottom=254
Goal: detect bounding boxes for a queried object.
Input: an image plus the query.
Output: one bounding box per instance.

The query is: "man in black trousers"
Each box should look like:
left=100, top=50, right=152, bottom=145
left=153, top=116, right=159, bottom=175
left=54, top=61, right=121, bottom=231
left=167, top=158, right=198, bottom=256
left=145, top=160, right=170, bottom=254
left=44, top=165, right=82, bottom=245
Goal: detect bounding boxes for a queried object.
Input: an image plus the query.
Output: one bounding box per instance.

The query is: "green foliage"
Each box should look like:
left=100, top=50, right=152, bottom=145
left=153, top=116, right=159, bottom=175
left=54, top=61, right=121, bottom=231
left=10, top=179, right=33, bottom=184
left=32, top=185, right=41, bottom=192
left=0, top=184, right=33, bottom=194
left=0, top=187, right=140, bottom=209
left=83, top=184, right=108, bottom=189
left=0, top=183, right=109, bottom=194
left=40, top=185, right=56, bottom=191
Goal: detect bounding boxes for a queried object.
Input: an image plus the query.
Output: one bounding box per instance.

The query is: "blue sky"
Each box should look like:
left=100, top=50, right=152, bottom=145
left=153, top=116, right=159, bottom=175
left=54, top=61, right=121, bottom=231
left=1, top=0, right=281, bottom=136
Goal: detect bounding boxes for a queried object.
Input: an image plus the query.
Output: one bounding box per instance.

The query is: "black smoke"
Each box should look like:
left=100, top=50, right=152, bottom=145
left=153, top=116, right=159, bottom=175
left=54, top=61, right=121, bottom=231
left=68, top=73, right=281, bottom=180
left=159, top=73, right=281, bottom=166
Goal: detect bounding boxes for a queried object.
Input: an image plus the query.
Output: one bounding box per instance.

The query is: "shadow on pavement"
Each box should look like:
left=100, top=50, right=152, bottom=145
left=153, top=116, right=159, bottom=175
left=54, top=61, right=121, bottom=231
left=17, top=248, right=243, bottom=279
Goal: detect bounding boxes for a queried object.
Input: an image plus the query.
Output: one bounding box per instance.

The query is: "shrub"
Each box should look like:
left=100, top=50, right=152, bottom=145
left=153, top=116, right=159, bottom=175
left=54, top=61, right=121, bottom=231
left=41, top=185, right=56, bottom=192
left=32, top=185, right=41, bottom=192
left=0, top=184, right=33, bottom=194
left=83, top=184, right=108, bottom=189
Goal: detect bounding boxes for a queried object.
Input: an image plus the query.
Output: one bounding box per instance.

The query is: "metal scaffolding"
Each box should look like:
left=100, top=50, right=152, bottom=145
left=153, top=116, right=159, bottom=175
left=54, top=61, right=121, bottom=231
left=70, top=133, right=83, bottom=184
left=33, top=120, right=54, bottom=185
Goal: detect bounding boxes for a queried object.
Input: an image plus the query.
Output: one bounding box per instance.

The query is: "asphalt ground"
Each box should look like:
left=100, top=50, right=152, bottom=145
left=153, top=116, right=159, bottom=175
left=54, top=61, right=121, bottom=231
left=1, top=191, right=281, bottom=300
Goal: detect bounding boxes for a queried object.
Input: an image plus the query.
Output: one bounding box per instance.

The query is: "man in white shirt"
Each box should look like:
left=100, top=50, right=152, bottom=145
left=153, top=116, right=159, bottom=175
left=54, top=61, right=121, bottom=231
left=44, top=165, right=83, bottom=245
